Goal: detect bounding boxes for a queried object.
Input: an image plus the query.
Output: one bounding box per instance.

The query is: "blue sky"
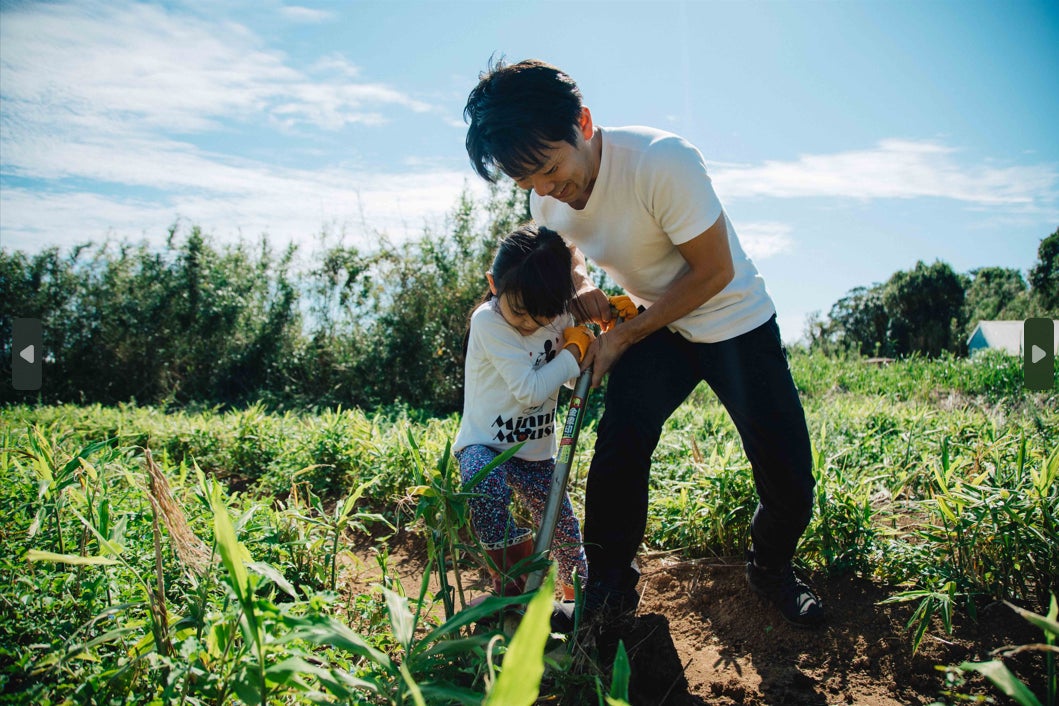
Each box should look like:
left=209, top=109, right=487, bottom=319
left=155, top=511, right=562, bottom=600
left=2, top=0, right=1057, bottom=342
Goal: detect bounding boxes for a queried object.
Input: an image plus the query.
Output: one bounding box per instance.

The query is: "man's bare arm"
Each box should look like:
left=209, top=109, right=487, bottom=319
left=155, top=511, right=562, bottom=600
left=581, top=214, right=735, bottom=386
left=569, top=244, right=611, bottom=325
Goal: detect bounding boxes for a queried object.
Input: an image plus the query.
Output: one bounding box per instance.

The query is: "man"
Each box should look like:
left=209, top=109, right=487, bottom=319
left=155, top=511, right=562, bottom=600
left=464, top=58, right=824, bottom=628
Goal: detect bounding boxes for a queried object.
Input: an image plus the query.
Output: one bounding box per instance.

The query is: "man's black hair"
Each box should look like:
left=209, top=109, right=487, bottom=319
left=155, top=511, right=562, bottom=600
left=464, top=58, right=583, bottom=183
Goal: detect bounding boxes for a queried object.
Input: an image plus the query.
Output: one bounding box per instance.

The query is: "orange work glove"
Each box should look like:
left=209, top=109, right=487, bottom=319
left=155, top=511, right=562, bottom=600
left=562, top=325, right=595, bottom=363
left=609, top=295, right=639, bottom=321
left=601, top=295, right=639, bottom=331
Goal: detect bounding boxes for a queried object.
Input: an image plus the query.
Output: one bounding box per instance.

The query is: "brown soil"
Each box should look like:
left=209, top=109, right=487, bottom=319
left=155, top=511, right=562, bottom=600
left=342, top=529, right=1045, bottom=706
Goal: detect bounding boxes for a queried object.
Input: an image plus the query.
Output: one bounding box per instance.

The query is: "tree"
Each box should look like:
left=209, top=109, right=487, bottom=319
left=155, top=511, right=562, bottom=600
left=822, top=285, right=890, bottom=356
left=0, top=179, right=531, bottom=412
left=962, top=266, right=1028, bottom=331
left=1028, top=228, right=1059, bottom=314
left=883, top=260, right=967, bottom=357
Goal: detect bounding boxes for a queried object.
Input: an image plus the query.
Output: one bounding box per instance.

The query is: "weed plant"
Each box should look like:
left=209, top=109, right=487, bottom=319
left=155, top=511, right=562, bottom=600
left=1, top=352, right=1056, bottom=702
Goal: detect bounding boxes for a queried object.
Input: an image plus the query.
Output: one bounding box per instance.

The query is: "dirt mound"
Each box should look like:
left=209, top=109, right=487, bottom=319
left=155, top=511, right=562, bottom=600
left=343, top=531, right=1044, bottom=705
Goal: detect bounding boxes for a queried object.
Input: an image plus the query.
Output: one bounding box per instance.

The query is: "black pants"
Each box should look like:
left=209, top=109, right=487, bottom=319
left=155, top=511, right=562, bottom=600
left=583, top=315, right=815, bottom=579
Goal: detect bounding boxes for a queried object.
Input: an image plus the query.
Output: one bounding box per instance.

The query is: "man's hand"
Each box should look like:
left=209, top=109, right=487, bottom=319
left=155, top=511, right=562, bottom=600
left=581, top=326, right=633, bottom=387
left=579, top=295, right=640, bottom=384
left=571, top=287, right=612, bottom=327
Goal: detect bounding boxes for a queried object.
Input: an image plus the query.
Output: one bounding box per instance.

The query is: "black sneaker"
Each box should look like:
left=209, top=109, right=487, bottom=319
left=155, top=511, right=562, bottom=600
left=746, top=559, right=825, bottom=628
left=582, top=564, right=641, bottom=623
left=550, top=600, right=577, bottom=633
left=583, top=581, right=640, bottom=621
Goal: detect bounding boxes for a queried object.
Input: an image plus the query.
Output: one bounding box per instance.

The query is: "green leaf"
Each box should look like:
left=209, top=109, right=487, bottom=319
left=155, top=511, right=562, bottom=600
left=609, top=640, right=631, bottom=702
left=421, top=635, right=497, bottom=659
left=960, top=660, right=1043, bottom=706
left=399, top=661, right=427, bottom=706
left=339, top=478, right=377, bottom=517
left=266, top=656, right=328, bottom=688
left=385, top=588, right=415, bottom=650
left=935, top=495, right=957, bottom=523
left=419, top=682, right=488, bottom=705
left=464, top=443, right=525, bottom=490
left=208, top=482, right=251, bottom=600
left=231, top=664, right=263, bottom=706
left=420, top=593, right=529, bottom=649
left=61, top=438, right=115, bottom=479
left=247, top=561, right=298, bottom=600
left=312, top=666, right=383, bottom=700
left=27, top=549, right=119, bottom=566
left=1005, top=599, right=1059, bottom=640
left=484, top=565, right=555, bottom=706
left=282, top=613, right=392, bottom=670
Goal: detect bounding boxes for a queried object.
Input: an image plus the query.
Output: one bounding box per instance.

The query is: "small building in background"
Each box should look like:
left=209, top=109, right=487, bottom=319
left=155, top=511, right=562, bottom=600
left=967, top=320, right=1059, bottom=355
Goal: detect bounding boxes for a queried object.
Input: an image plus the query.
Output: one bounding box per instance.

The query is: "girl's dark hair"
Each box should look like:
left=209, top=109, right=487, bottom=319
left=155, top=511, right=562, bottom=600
left=462, top=224, right=578, bottom=358
left=464, top=57, right=583, bottom=183
left=488, top=224, right=575, bottom=321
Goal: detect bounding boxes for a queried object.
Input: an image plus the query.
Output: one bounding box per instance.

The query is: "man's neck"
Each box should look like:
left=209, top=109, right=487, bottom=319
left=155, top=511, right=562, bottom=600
left=569, top=129, right=603, bottom=211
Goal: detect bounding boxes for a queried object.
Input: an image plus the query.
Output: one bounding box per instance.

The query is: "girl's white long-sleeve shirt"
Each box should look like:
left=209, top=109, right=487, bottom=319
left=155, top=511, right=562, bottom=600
left=453, top=300, right=580, bottom=461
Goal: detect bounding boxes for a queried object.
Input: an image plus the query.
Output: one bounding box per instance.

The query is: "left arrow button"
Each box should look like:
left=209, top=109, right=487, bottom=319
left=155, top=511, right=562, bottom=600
left=12, top=318, right=42, bottom=391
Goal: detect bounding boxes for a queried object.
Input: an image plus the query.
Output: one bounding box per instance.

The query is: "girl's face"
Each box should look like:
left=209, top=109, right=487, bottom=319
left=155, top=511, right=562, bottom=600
left=496, top=291, right=547, bottom=336
left=487, top=272, right=548, bottom=336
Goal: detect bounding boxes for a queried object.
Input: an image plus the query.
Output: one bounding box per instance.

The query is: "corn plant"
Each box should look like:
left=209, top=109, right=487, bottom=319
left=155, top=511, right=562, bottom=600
left=483, top=565, right=557, bottom=706
left=18, top=427, right=118, bottom=555
left=645, top=437, right=757, bottom=556
left=403, top=430, right=515, bottom=620
left=286, top=478, right=393, bottom=591
left=877, top=420, right=1058, bottom=652
left=805, top=421, right=885, bottom=573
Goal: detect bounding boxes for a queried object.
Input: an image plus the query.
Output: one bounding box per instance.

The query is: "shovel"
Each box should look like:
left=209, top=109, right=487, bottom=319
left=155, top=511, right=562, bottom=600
left=522, top=365, right=593, bottom=594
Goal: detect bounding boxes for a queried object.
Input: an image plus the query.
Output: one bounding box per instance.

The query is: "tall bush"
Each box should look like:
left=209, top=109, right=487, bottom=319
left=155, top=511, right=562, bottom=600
left=1, top=182, right=530, bottom=413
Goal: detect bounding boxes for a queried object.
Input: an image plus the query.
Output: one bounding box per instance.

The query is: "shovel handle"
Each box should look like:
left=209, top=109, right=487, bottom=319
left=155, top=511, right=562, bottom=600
left=523, top=366, right=593, bottom=594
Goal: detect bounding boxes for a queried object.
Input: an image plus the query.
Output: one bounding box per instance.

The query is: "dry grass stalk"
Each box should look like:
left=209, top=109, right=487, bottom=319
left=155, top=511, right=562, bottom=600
left=144, top=448, right=213, bottom=576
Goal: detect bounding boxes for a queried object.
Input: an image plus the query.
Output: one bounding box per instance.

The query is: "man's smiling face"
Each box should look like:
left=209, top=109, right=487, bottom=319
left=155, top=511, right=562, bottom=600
left=511, top=107, right=599, bottom=210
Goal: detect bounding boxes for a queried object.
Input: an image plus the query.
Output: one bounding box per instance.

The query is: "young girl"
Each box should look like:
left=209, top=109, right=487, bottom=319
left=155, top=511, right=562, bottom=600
left=453, top=224, right=593, bottom=600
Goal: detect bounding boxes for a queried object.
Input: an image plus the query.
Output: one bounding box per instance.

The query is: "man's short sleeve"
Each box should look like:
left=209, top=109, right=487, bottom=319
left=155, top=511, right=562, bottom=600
left=639, top=135, right=723, bottom=246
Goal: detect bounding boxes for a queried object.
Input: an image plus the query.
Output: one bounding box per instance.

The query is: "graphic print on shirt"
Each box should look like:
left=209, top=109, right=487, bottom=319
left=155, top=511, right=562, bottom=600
left=491, top=408, right=555, bottom=443
left=532, top=337, right=558, bottom=368
left=491, top=333, right=561, bottom=443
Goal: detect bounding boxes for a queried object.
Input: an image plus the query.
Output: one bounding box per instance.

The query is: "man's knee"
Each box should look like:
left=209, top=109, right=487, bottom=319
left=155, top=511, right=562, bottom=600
left=594, top=411, right=662, bottom=469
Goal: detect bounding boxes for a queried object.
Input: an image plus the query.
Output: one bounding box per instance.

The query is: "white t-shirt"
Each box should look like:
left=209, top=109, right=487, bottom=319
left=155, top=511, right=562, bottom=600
left=453, top=300, right=580, bottom=461
left=531, top=126, right=775, bottom=343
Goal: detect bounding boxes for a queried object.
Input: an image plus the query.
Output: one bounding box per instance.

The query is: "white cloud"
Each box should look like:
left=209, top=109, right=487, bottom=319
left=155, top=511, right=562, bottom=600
left=736, top=222, right=794, bottom=260
left=0, top=169, right=489, bottom=253
left=0, top=0, right=435, bottom=136
left=279, top=5, right=333, bottom=23
left=0, top=0, right=471, bottom=254
left=712, top=139, right=1058, bottom=208
left=310, top=54, right=363, bottom=79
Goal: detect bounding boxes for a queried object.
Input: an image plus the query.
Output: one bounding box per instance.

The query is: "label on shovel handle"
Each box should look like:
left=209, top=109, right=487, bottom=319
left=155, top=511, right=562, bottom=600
left=560, top=397, right=584, bottom=438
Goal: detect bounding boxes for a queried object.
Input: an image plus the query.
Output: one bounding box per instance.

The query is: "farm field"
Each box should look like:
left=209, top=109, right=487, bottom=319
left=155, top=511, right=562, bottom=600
left=1, top=351, right=1056, bottom=705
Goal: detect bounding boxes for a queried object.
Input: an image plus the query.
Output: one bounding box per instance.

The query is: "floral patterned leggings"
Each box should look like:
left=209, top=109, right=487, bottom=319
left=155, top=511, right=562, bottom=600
left=455, top=444, right=588, bottom=589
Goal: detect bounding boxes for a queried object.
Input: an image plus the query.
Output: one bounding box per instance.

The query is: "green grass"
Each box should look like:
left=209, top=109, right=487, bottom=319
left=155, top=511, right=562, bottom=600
left=1, top=351, right=1056, bottom=703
